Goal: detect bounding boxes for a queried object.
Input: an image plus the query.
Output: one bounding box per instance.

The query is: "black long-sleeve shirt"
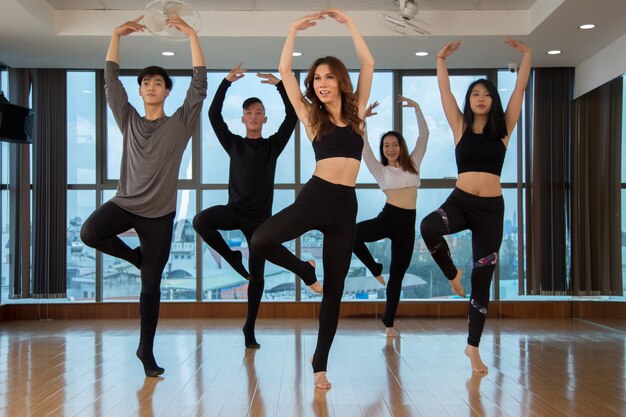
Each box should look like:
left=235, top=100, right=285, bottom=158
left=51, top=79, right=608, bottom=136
left=208, top=78, right=298, bottom=221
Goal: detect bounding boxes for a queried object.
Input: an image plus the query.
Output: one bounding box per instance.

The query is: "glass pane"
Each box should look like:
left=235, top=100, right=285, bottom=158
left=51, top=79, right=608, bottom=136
left=67, top=190, right=96, bottom=301
left=106, top=75, right=193, bottom=180
left=497, top=70, right=523, bottom=183
left=0, top=67, right=7, bottom=100
left=300, top=72, right=393, bottom=183
left=414, top=189, right=473, bottom=299
left=67, top=72, right=96, bottom=184
left=1, top=189, right=9, bottom=303
left=402, top=74, right=485, bottom=179
left=162, top=189, right=196, bottom=301
left=101, top=190, right=140, bottom=300
left=499, top=188, right=521, bottom=299
left=201, top=189, right=296, bottom=301
left=201, top=72, right=295, bottom=184
left=1, top=142, right=8, bottom=184
left=101, top=189, right=197, bottom=301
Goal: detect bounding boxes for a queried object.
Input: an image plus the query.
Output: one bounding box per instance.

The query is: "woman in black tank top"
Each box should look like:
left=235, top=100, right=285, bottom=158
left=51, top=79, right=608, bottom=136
left=420, top=37, right=531, bottom=374
left=251, top=9, right=374, bottom=389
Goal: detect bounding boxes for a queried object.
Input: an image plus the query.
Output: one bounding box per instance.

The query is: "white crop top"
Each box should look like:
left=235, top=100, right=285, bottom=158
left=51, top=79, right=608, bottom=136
left=362, top=112, right=429, bottom=191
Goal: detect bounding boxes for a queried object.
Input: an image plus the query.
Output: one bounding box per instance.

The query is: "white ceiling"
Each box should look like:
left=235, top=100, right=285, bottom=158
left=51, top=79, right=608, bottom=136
left=0, top=0, right=625, bottom=70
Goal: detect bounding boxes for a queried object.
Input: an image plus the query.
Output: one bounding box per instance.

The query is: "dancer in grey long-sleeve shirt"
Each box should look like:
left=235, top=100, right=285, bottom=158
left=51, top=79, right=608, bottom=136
left=80, top=14, right=207, bottom=377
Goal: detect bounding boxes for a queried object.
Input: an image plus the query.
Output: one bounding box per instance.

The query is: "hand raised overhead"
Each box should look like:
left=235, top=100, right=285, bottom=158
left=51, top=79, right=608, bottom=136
left=257, top=73, right=280, bottom=85
left=226, top=62, right=246, bottom=83
left=114, top=16, right=146, bottom=36
left=364, top=101, right=379, bottom=118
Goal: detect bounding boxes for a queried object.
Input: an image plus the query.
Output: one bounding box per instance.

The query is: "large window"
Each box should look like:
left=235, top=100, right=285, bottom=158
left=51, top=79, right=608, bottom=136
left=58, top=66, right=528, bottom=304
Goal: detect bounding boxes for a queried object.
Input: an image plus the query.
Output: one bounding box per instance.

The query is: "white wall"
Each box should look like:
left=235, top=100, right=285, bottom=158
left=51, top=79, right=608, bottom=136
left=575, top=34, right=626, bottom=98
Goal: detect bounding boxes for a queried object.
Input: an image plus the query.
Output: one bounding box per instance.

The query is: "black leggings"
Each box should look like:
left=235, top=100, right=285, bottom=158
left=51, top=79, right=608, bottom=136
left=80, top=201, right=175, bottom=295
left=252, top=176, right=357, bottom=373
left=353, top=203, right=416, bottom=328
left=192, top=204, right=276, bottom=335
left=420, top=188, right=503, bottom=347
left=80, top=201, right=175, bottom=374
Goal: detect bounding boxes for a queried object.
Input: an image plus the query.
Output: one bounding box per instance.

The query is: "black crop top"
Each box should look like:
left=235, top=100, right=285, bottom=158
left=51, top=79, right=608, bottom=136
left=312, top=125, right=363, bottom=161
left=455, top=129, right=507, bottom=176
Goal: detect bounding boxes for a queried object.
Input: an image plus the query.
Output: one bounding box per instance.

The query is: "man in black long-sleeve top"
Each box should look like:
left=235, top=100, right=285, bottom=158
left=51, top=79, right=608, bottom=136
left=193, top=63, right=298, bottom=348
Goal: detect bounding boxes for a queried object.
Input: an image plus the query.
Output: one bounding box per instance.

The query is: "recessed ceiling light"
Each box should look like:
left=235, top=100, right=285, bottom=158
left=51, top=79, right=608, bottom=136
left=292, top=52, right=302, bottom=57
left=415, top=51, right=429, bottom=57
left=161, top=51, right=175, bottom=56
left=547, top=50, right=562, bottom=55
left=579, top=24, right=596, bottom=30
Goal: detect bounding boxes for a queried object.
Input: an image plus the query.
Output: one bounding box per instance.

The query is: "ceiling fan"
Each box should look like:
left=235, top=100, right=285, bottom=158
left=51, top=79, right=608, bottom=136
left=379, top=0, right=430, bottom=36
left=143, top=0, right=202, bottom=41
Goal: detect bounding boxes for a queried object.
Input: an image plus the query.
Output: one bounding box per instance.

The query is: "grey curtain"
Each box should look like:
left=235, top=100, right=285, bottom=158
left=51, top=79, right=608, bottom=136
left=31, top=69, right=67, bottom=298
left=525, top=68, right=573, bottom=295
left=571, top=76, right=623, bottom=295
left=7, top=68, right=31, bottom=299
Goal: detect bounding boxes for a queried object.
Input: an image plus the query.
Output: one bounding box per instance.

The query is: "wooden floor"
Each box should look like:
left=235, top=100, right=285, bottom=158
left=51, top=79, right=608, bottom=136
left=1, top=317, right=625, bottom=417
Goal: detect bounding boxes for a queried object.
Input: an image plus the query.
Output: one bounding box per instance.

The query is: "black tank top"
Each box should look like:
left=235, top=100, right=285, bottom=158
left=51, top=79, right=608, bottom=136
left=455, top=129, right=506, bottom=176
left=312, top=125, right=363, bottom=161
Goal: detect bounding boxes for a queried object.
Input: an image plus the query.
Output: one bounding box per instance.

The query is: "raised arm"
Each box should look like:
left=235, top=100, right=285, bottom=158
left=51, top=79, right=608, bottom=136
left=257, top=73, right=298, bottom=154
left=436, top=41, right=464, bottom=142
left=165, top=12, right=207, bottom=134
left=361, top=101, right=385, bottom=181
left=503, top=36, right=531, bottom=142
left=398, top=96, right=429, bottom=169
left=106, top=16, right=146, bottom=64
left=105, top=17, right=146, bottom=129
left=207, top=64, right=247, bottom=152
left=278, top=13, right=324, bottom=127
left=322, top=9, right=375, bottom=119
left=165, top=12, right=205, bottom=67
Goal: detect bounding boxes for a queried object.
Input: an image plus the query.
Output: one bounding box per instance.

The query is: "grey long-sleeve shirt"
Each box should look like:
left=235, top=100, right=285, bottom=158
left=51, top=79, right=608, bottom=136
left=104, top=61, right=207, bottom=218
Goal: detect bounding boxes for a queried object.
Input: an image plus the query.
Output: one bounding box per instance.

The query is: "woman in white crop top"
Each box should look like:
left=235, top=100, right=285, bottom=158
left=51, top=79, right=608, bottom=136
left=353, top=96, right=429, bottom=337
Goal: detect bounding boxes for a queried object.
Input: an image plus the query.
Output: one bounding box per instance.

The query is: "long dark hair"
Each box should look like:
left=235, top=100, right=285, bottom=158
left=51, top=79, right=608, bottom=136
left=303, top=56, right=364, bottom=139
left=462, top=79, right=507, bottom=140
left=379, top=131, right=418, bottom=175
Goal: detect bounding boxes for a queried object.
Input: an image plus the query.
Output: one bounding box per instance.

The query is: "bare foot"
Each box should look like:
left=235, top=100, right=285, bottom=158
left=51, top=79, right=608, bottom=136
left=313, top=371, right=332, bottom=389
left=450, top=268, right=466, bottom=297
left=309, top=281, right=323, bottom=294
left=307, top=260, right=323, bottom=294
left=385, top=327, right=398, bottom=337
left=375, top=275, right=386, bottom=286
left=465, top=345, right=488, bottom=373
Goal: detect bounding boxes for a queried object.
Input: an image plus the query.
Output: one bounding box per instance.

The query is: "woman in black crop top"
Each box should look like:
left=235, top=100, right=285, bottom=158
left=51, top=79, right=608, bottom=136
left=420, top=37, right=531, bottom=373
left=251, top=9, right=374, bottom=389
